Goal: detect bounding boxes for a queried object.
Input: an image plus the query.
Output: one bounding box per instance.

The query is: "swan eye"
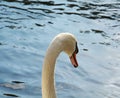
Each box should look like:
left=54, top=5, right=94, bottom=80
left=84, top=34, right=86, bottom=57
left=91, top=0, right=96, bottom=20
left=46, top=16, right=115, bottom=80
left=75, top=42, right=79, bottom=54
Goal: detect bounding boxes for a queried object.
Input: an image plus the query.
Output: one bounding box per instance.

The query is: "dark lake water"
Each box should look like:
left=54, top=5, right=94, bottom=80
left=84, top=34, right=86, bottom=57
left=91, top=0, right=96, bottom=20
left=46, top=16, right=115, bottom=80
left=0, top=0, right=120, bottom=98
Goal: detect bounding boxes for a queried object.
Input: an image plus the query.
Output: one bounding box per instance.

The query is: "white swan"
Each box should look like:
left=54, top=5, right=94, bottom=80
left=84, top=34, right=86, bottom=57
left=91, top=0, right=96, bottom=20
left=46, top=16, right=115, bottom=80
left=42, top=33, right=79, bottom=98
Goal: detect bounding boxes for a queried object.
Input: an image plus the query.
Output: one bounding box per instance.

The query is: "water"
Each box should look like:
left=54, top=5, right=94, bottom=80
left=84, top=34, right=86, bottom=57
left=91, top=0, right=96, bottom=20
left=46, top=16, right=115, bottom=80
left=0, top=0, right=120, bottom=98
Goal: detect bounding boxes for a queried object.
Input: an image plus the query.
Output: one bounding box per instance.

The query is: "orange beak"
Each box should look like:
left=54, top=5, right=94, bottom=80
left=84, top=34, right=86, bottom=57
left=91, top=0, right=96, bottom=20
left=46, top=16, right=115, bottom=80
left=70, top=52, right=78, bottom=68
left=70, top=42, right=79, bottom=68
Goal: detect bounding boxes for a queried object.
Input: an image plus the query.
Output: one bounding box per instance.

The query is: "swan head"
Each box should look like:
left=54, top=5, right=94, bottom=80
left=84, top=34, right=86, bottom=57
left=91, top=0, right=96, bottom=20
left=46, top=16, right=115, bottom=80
left=54, top=33, right=79, bottom=67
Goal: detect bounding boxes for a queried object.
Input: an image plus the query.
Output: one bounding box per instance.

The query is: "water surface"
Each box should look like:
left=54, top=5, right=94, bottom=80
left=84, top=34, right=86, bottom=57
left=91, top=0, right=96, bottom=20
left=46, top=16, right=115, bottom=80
left=0, top=0, right=120, bottom=98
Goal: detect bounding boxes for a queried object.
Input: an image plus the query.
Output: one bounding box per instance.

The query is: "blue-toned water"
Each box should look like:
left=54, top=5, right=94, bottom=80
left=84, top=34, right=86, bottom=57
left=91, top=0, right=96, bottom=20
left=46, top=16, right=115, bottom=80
left=0, top=0, right=120, bottom=98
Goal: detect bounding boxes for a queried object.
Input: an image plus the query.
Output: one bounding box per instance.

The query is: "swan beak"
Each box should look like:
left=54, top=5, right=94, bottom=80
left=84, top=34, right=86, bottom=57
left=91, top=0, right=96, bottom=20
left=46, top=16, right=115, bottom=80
left=70, top=42, right=79, bottom=68
left=70, top=52, right=78, bottom=68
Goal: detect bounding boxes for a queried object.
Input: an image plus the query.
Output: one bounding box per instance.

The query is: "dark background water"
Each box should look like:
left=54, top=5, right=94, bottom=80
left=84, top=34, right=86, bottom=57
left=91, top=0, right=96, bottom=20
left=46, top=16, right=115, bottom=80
left=0, top=0, right=120, bottom=98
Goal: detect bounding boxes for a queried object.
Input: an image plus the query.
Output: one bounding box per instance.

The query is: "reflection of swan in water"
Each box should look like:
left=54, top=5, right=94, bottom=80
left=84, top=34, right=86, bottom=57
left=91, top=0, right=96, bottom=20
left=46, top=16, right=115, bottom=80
left=42, top=33, right=79, bottom=98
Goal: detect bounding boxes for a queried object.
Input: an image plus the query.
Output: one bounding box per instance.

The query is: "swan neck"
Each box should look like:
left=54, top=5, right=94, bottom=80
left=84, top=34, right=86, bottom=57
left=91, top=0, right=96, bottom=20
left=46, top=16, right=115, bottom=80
left=42, top=41, right=62, bottom=98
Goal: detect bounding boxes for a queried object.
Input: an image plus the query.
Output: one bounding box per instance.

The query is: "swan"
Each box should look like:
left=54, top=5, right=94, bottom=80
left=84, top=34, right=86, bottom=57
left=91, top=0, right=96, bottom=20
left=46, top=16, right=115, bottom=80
left=42, top=33, right=79, bottom=98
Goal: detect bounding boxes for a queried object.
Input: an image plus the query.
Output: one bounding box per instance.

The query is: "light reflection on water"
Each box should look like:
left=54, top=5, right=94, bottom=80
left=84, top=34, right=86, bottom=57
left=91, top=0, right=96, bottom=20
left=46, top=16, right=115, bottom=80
left=0, top=0, right=120, bottom=98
